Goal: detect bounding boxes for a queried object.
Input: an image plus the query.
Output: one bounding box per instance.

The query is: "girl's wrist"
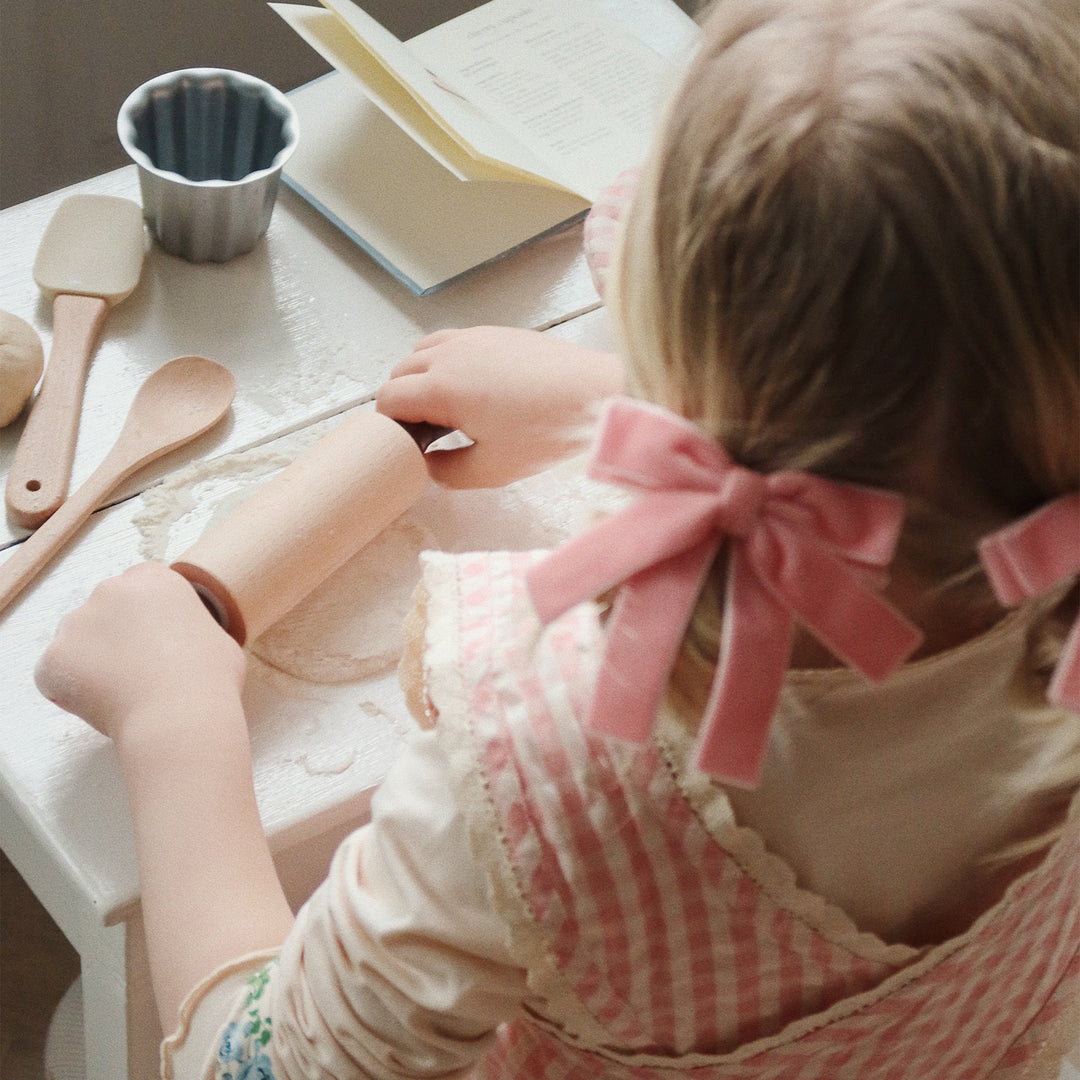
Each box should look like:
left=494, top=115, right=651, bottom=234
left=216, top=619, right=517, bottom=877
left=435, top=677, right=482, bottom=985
left=113, top=692, right=250, bottom=779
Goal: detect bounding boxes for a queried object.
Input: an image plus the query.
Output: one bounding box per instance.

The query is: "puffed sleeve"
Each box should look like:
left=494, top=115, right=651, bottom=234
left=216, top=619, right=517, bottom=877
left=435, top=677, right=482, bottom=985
left=582, top=167, right=641, bottom=300
left=162, top=726, right=530, bottom=1080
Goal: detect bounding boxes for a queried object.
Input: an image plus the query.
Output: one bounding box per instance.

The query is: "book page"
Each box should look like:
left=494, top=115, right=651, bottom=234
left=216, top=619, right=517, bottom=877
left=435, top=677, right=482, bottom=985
left=282, top=73, right=588, bottom=294
left=272, top=5, right=511, bottom=181
left=410, top=0, right=677, bottom=200
left=317, top=0, right=560, bottom=187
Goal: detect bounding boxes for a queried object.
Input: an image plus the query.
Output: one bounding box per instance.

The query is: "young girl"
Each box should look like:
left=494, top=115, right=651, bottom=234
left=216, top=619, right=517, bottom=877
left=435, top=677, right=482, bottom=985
left=35, top=0, right=1080, bottom=1076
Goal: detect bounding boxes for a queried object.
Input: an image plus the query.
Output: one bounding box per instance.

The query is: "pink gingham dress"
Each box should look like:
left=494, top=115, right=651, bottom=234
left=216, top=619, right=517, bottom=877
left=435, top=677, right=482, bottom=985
left=423, top=548, right=1080, bottom=1080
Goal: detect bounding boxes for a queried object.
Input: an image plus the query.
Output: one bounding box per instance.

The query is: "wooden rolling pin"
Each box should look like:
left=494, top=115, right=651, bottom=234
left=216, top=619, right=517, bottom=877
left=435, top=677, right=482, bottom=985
left=171, top=410, right=448, bottom=646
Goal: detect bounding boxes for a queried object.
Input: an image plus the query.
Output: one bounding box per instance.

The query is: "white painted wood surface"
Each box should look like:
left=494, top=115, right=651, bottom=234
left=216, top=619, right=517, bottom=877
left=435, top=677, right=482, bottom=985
left=0, top=154, right=616, bottom=1079
left=0, top=166, right=603, bottom=552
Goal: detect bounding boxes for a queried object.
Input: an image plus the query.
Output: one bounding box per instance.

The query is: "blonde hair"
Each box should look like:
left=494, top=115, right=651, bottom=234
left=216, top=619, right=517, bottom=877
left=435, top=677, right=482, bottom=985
left=612, top=0, right=1079, bottom=716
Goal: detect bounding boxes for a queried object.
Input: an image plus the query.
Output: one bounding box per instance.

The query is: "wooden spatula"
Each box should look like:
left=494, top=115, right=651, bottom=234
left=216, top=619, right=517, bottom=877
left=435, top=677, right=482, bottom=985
left=5, top=194, right=145, bottom=530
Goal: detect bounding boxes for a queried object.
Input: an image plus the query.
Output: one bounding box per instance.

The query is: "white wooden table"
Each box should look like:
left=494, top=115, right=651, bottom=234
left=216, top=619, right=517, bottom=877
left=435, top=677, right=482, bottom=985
left=0, top=164, right=617, bottom=1079
left=0, top=4, right=706, bottom=1073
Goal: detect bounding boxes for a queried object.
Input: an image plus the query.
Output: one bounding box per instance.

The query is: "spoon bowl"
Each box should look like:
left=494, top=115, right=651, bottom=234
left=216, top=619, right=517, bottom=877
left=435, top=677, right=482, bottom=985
left=111, top=355, right=237, bottom=473
left=0, top=356, right=235, bottom=619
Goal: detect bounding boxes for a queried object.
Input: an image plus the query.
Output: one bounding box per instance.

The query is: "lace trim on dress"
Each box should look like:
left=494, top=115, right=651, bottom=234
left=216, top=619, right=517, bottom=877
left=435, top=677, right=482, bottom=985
left=656, top=712, right=922, bottom=967
left=422, top=551, right=1080, bottom=1070
left=422, top=552, right=626, bottom=1056
left=160, top=950, right=280, bottom=1080
left=655, top=596, right=1076, bottom=961
left=651, top=602, right=1080, bottom=1060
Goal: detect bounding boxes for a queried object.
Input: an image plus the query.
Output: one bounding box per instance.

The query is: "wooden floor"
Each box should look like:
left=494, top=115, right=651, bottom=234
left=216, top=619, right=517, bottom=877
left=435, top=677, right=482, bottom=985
left=1, top=852, right=81, bottom=1080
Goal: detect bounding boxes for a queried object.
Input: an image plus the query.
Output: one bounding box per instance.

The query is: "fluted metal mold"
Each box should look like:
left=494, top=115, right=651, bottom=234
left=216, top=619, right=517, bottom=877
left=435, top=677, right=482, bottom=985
left=117, top=68, right=299, bottom=263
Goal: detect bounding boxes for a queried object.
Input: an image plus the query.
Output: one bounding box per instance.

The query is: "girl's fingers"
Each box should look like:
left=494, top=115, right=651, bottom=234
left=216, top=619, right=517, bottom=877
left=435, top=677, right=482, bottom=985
left=375, top=373, right=456, bottom=428
left=386, top=353, right=432, bottom=379
left=387, top=328, right=464, bottom=378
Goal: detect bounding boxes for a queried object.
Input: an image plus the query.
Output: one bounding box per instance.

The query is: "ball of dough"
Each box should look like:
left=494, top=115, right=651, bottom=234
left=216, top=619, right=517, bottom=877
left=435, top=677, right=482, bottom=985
left=0, top=311, right=44, bottom=427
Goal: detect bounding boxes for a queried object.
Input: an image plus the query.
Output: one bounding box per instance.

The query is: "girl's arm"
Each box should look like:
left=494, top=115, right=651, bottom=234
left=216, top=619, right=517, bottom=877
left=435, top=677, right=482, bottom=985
left=376, top=326, right=626, bottom=488
left=35, top=562, right=295, bottom=1030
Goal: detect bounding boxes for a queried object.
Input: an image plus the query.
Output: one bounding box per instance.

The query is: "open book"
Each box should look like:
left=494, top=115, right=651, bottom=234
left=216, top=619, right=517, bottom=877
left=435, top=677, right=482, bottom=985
left=272, top=0, right=697, bottom=294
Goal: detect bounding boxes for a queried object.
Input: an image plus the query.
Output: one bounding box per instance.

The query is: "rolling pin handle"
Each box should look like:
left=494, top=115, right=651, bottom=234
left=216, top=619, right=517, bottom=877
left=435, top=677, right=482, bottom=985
left=191, top=582, right=231, bottom=634
left=171, top=409, right=429, bottom=647
left=397, top=421, right=455, bottom=452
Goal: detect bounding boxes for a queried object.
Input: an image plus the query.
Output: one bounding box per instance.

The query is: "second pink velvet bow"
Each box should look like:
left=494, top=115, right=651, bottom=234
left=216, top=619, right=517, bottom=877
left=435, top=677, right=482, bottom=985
left=979, top=493, right=1080, bottom=714
left=526, top=399, right=924, bottom=787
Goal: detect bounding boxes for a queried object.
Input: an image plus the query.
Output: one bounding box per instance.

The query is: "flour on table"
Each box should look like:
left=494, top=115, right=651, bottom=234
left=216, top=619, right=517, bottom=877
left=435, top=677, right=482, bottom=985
left=133, top=440, right=303, bottom=562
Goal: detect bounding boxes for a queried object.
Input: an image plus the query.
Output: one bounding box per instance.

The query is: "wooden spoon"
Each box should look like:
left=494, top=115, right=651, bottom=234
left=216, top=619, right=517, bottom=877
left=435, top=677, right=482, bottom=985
left=0, top=356, right=235, bottom=620
left=6, top=194, right=145, bottom=529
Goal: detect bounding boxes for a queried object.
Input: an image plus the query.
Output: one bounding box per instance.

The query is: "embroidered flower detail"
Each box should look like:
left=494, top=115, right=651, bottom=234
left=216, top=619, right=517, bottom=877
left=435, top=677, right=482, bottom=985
left=234, top=1052, right=274, bottom=1080
left=214, top=961, right=278, bottom=1080
left=218, top=1022, right=245, bottom=1065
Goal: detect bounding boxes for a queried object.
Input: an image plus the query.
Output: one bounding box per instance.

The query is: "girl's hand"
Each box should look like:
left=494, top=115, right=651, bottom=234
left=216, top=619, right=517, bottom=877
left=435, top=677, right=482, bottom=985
left=376, top=326, right=625, bottom=488
left=38, top=563, right=292, bottom=1034
left=35, top=561, right=246, bottom=748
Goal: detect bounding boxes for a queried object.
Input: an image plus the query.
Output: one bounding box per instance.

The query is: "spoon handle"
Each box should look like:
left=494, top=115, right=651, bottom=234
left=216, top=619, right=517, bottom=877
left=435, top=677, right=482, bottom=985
left=0, top=441, right=139, bottom=620
left=5, top=293, right=109, bottom=529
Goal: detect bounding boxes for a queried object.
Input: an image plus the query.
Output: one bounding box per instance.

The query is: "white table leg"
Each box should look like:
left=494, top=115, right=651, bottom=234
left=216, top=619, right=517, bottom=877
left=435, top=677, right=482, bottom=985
left=124, top=908, right=164, bottom=1080
left=79, top=921, right=130, bottom=1080
left=78, top=913, right=161, bottom=1080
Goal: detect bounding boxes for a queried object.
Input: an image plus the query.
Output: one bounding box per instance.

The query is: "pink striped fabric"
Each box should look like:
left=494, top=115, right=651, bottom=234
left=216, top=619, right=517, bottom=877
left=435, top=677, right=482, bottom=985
left=444, top=551, right=1080, bottom=1080
left=582, top=168, right=642, bottom=300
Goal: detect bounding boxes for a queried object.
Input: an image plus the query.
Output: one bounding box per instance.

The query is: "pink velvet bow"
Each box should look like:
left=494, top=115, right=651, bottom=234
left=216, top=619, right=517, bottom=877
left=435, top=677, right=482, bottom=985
left=526, top=399, right=924, bottom=787
left=978, top=493, right=1080, bottom=713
